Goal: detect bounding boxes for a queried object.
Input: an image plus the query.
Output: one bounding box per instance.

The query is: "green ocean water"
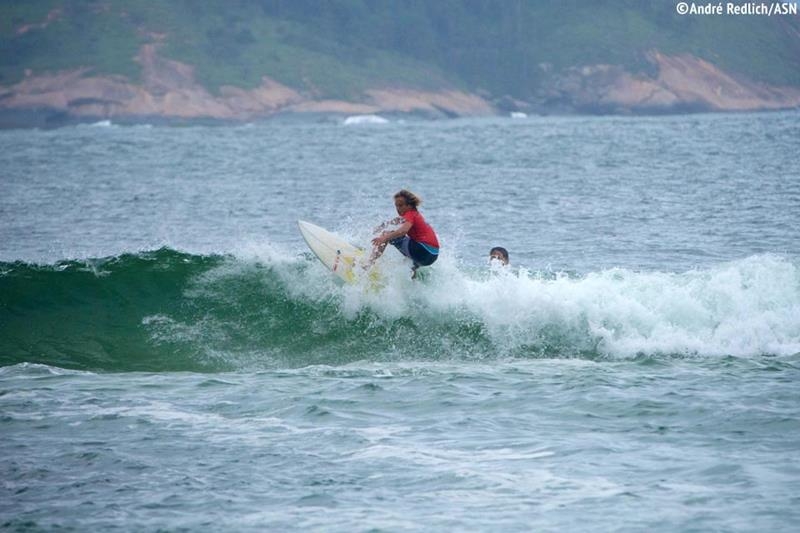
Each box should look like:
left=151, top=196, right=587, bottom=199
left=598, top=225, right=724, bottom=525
left=1, top=112, right=799, bottom=530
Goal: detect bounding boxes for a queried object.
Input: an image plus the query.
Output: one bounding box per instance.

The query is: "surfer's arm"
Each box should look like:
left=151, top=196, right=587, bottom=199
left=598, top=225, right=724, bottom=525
left=373, top=217, right=405, bottom=233
left=371, top=220, right=412, bottom=246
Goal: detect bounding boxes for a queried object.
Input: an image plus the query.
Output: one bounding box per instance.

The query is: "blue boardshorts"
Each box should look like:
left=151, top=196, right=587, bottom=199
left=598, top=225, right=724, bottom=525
left=390, top=236, right=439, bottom=267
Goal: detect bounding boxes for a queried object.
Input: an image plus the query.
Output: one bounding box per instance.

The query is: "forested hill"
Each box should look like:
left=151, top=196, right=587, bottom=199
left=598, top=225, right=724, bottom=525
left=1, top=0, right=799, bottom=124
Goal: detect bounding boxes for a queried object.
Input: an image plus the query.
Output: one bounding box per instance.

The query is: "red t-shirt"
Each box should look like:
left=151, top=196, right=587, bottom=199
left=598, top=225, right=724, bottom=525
left=402, top=210, right=439, bottom=248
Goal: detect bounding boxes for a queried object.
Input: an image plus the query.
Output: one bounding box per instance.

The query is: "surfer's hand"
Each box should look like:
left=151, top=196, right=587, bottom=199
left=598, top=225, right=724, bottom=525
left=372, top=232, right=390, bottom=246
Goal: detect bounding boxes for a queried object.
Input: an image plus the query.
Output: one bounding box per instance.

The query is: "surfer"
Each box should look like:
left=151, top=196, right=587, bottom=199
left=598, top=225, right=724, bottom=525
left=489, top=246, right=509, bottom=266
left=369, top=189, right=439, bottom=278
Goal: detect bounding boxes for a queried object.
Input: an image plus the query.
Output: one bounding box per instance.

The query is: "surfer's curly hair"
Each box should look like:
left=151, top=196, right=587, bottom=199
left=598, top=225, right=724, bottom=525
left=394, top=189, right=422, bottom=209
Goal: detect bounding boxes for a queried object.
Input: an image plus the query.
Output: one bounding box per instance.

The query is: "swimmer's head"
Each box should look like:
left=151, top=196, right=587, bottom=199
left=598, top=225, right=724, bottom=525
left=489, top=246, right=509, bottom=266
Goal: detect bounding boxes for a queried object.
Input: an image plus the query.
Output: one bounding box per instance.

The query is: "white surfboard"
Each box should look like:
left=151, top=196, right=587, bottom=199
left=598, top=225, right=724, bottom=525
left=298, top=220, right=372, bottom=284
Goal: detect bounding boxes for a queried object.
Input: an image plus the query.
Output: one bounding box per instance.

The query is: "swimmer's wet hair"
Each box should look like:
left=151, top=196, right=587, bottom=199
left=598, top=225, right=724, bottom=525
left=490, top=246, right=509, bottom=262
left=394, top=189, right=422, bottom=208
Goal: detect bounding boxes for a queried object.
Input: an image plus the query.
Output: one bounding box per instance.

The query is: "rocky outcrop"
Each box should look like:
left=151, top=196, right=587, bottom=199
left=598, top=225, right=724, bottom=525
left=542, top=51, right=800, bottom=114
left=0, top=44, right=305, bottom=121
left=0, top=44, right=493, bottom=125
left=278, top=89, right=493, bottom=117
left=364, top=88, right=494, bottom=117
left=1, top=44, right=798, bottom=126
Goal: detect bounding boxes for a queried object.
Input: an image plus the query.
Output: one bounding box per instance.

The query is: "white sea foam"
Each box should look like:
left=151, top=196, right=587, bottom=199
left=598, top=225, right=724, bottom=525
left=463, top=254, right=797, bottom=357
left=274, top=250, right=800, bottom=358
left=343, top=114, right=390, bottom=125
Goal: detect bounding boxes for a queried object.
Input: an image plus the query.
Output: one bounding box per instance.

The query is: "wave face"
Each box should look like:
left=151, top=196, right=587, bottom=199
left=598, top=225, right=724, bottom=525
left=1, top=249, right=798, bottom=372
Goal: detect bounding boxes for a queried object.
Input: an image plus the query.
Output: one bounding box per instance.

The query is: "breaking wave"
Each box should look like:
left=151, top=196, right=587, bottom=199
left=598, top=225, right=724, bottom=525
left=1, top=248, right=798, bottom=372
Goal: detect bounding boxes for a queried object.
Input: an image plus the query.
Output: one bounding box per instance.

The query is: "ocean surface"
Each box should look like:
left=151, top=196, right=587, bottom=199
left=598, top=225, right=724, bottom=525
left=1, top=111, right=799, bottom=531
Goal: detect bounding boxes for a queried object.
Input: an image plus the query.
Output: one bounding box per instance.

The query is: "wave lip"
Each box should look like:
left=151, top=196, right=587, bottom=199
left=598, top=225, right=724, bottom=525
left=1, top=250, right=798, bottom=372
left=343, top=115, right=390, bottom=125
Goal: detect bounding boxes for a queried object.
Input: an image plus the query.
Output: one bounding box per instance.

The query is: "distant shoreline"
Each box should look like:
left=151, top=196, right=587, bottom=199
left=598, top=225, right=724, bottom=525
left=2, top=105, right=799, bottom=131
left=4, top=45, right=800, bottom=130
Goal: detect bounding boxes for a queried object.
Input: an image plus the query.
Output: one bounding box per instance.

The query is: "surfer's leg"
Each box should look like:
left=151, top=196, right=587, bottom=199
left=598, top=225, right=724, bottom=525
left=390, top=236, right=412, bottom=259
left=407, top=240, right=438, bottom=267
left=365, top=242, right=387, bottom=268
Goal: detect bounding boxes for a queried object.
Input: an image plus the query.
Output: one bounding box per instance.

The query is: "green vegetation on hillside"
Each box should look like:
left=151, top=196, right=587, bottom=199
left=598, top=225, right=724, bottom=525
left=0, top=0, right=140, bottom=83
left=111, top=1, right=457, bottom=98
left=253, top=0, right=800, bottom=92
left=1, top=0, right=798, bottom=99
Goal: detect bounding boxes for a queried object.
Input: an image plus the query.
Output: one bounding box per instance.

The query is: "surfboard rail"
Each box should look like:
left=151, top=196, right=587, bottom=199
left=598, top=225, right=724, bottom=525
left=298, top=220, right=368, bottom=284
